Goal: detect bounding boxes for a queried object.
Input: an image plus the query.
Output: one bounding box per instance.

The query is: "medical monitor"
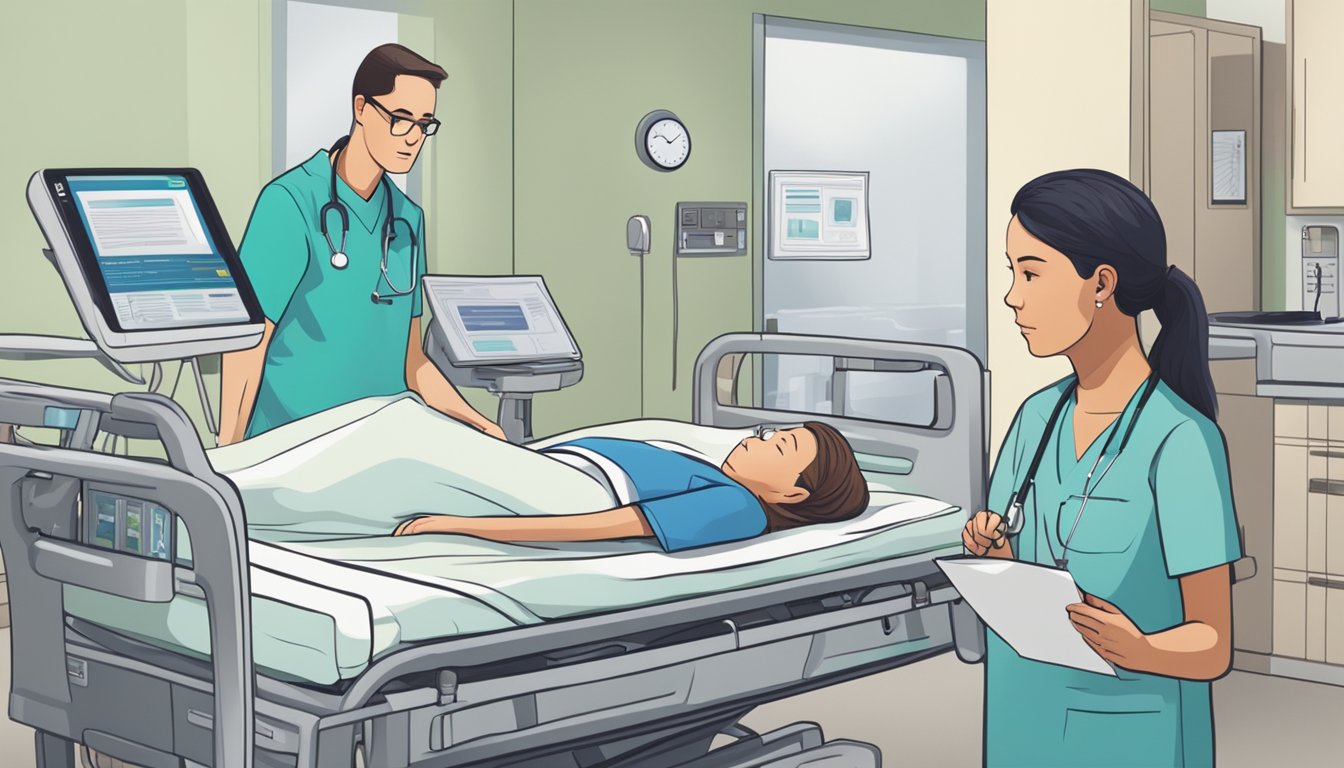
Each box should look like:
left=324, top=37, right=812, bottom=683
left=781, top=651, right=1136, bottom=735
left=423, top=275, right=581, bottom=366
left=27, top=168, right=264, bottom=363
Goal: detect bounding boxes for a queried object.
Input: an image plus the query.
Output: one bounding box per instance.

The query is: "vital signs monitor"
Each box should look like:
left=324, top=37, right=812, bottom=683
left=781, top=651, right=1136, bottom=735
left=423, top=275, right=581, bottom=366
left=27, top=169, right=264, bottom=363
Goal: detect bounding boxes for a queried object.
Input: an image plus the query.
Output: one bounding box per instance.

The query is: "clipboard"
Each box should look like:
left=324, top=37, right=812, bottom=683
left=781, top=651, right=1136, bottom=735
left=937, top=556, right=1117, bottom=676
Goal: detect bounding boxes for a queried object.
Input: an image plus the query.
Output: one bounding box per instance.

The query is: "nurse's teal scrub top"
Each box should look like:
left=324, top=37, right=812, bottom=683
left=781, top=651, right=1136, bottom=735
left=984, top=376, right=1241, bottom=768
left=237, top=149, right=427, bottom=439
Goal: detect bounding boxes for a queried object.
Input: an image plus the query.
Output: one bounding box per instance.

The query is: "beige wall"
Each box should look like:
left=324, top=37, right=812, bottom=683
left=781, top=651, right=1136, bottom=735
left=985, top=0, right=1145, bottom=455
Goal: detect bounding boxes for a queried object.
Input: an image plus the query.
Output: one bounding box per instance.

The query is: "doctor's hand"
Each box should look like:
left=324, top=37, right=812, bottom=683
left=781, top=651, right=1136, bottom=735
left=1067, top=593, right=1151, bottom=671
left=480, top=421, right=507, bottom=441
left=962, top=511, right=1012, bottom=558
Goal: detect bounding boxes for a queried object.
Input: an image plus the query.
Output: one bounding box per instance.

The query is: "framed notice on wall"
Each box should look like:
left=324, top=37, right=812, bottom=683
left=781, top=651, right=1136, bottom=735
left=769, top=171, right=871, bottom=260
left=1211, top=130, right=1246, bottom=205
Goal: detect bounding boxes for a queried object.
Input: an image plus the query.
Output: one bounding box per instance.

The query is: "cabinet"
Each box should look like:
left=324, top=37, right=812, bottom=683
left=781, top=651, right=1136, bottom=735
left=1288, top=0, right=1344, bottom=212
left=1272, top=401, right=1344, bottom=665
left=1149, top=14, right=1260, bottom=313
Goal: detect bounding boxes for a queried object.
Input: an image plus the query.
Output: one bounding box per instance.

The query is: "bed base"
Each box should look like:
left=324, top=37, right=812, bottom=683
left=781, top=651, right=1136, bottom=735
left=45, top=560, right=956, bottom=767
left=2, top=333, right=988, bottom=767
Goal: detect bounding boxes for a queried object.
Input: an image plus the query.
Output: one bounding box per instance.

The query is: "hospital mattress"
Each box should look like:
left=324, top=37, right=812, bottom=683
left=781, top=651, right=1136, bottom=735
left=63, top=497, right=963, bottom=685
left=60, top=396, right=967, bottom=685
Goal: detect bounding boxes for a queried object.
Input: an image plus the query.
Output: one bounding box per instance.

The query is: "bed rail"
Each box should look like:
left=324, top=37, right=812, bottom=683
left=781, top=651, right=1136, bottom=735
left=0, top=378, right=255, bottom=768
left=694, top=333, right=987, bottom=527
left=694, top=333, right=989, bottom=664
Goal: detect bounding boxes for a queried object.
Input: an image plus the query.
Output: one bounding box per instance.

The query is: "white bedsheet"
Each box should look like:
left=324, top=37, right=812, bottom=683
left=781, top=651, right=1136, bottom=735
left=207, top=394, right=621, bottom=540
left=63, top=395, right=966, bottom=685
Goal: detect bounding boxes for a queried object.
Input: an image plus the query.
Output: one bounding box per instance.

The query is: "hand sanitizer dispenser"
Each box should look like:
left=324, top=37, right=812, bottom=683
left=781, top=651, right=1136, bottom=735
left=1303, top=225, right=1340, bottom=318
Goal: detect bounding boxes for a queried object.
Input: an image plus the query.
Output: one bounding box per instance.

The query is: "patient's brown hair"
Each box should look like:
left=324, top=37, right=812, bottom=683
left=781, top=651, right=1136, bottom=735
left=761, top=422, right=869, bottom=532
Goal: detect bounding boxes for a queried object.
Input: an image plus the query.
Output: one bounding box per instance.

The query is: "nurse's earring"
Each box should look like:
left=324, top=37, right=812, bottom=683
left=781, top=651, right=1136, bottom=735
left=1095, top=300, right=1104, bottom=308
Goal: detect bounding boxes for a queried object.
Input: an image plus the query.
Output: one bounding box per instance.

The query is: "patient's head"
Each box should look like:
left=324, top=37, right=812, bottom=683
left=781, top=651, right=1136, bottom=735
left=722, top=422, right=870, bottom=532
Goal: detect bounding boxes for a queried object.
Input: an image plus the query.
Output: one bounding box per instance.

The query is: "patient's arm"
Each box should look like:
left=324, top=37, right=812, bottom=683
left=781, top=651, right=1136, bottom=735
left=394, top=506, right=656, bottom=542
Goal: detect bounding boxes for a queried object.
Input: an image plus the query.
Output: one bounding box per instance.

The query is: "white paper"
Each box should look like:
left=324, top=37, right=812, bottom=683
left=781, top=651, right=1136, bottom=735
left=1212, top=130, right=1246, bottom=203
left=937, top=557, right=1117, bottom=676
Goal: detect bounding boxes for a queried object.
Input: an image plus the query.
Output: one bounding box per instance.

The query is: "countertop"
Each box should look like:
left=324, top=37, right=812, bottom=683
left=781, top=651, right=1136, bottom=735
left=1208, top=320, right=1344, bottom=399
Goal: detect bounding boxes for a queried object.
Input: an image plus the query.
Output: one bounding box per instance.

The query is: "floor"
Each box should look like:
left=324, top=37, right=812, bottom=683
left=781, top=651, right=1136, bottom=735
left=0, top=630, right=1338, bottom=766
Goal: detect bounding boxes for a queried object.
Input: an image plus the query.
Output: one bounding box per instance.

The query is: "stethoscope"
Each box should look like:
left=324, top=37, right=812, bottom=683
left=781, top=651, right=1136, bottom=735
left=996, top=373, right=1160, bottom=569
left=320, top=136, right=419, bottom=305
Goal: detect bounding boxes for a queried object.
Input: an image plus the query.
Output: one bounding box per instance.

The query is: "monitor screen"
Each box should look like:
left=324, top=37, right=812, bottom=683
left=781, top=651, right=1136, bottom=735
left=424, top=276, right=580, bottom=364
left=59, top=172, right=256, bottom=331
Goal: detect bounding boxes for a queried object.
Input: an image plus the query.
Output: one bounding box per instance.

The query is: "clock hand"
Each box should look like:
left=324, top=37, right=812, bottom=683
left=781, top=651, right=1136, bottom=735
left=663, top=132, right=682, bottom=143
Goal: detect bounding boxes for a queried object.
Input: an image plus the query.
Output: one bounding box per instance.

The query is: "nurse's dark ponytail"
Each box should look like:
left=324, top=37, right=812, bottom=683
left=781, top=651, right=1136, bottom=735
left=1010, top=169, right=1218, bottom=422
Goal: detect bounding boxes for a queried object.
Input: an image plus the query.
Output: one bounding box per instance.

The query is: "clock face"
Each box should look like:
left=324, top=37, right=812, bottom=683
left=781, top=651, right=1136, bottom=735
left=645, top=118, right=689, bottom=169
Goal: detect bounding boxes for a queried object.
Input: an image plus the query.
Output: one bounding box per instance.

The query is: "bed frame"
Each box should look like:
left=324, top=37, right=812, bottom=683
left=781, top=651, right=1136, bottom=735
left=0, top=333, right=987, bottom=768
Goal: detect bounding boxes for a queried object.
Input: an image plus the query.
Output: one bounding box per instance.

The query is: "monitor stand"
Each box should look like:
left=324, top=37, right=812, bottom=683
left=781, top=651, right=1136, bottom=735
left=0, top=249, right=220, bottom=441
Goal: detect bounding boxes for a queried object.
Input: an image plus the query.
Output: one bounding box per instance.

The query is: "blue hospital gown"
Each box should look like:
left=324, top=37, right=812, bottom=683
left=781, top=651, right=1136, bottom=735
left=543, top=437, right=766, bottom=552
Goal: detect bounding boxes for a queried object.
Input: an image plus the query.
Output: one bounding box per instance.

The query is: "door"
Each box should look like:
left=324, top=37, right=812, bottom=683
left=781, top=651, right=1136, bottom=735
left=756, top=16, right=985, bottom=416
left=278, top=1, right=433, bottom=197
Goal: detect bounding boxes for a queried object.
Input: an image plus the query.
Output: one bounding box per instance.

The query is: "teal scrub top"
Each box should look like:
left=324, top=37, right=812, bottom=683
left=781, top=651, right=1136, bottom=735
left=983, top=376, right=1242, bottom=768
left=237, top=149, right=426, bottom=439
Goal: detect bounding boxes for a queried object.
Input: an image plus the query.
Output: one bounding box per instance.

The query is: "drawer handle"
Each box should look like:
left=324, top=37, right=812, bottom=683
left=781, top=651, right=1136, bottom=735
left=1307, top=478, right=1344, bottom=496
left=185, top=708, right=275, bottom=739
left=1307, top=577, right=1344, bottom=591
left=1308, top=449, right=1344, bottom=459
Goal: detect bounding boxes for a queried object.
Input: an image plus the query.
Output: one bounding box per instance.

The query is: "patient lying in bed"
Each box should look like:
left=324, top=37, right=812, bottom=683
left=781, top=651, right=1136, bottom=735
left=393, top=422, right=870, bottom=552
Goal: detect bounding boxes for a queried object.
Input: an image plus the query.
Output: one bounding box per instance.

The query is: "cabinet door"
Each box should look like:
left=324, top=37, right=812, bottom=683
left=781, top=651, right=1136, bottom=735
left=1309, top=448, right=1329, bottom=573
left=1276, top=443, right=1308, bottom=571
left=1330, top=453, right=1344, bottom=578
left=1309, top=403, right=1330, bottom=441
left=1307, top=579, right=1328, bottom=662
left=1275, top=577, right=1307, bottom=659
left=1278, top=403, right=1308, bottom=439
left=1291, top=0, right=1344, bottom=208
left=1328, top=585, right=1344, bottom=665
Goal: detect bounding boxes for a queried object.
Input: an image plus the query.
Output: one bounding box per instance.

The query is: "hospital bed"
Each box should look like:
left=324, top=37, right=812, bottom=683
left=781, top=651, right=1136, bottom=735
left=0, top=333, right=987, bottom=768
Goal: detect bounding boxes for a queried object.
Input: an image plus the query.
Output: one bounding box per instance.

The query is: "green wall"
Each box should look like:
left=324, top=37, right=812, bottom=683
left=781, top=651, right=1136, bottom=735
left=0, top=0, right=984, bottom=446
left=0, top=0, right=514, bottom=444
left=421, top=0, right=515, bottom=418
left=1152, top=0, right=1207, bottom=16
left=513, top=0, right=984, bottom=437
left=0, top=0, right=266, bottom=450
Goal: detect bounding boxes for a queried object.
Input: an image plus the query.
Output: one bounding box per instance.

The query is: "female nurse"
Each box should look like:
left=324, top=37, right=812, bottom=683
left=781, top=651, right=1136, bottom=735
left=962, top=169, right=1242, bottom=768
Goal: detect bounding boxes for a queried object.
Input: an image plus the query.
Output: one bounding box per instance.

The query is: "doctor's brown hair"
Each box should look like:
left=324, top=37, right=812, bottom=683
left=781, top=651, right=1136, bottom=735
left=352, top=43, right=448, bottom=99
left=761, top=422, right=870, bottom=532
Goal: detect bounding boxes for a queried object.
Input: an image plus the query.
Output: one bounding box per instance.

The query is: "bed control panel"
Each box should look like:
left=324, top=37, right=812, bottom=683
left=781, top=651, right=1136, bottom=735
left=82, top=486, right=173, bottom=561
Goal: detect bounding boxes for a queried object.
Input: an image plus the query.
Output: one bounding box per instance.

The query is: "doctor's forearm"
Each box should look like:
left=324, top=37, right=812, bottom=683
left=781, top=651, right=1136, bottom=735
left=408, top=361, right=489, bottom=424
left=1137, top=622, right=1230, bottom=680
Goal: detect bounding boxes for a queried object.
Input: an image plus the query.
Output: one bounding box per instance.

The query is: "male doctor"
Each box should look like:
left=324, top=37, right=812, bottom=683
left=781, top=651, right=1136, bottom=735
left=220, top=43, right=504, bottom=444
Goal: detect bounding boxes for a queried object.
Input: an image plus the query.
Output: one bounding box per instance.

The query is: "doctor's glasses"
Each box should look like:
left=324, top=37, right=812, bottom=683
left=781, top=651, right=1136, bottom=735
left=364, top=96, right=441, bottom=137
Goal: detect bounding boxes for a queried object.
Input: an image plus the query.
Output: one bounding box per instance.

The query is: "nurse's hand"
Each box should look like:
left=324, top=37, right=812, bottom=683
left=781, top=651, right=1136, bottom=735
left=1067, top=593, right=1150, bottom=670
left=962, top=511, right=1012, bottom=558
left=480, top=421, right=507, bottom=441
